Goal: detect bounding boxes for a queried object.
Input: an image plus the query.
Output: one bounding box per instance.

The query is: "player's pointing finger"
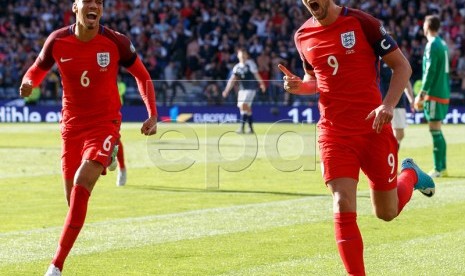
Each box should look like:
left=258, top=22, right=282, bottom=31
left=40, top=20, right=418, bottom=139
left=278, top=64, right=295, bottom=77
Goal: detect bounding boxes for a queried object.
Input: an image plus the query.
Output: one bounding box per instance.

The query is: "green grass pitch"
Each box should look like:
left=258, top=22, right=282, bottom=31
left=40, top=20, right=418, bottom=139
left=0, top=122, right=464, bottom=275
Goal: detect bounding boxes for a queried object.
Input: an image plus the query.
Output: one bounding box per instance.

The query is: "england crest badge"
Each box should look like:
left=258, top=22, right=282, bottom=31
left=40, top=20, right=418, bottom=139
left=97, top=52, right=110, bottom=68
left=341, top=31, right=356, bottom=49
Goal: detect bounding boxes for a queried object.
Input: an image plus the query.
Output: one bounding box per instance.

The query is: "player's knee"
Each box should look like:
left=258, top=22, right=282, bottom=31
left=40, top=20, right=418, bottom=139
left=333, top=196, right=354, bottom=212
left=74, top=160, right=102, bottom=188
left=375, top=208, right=397, bottom=222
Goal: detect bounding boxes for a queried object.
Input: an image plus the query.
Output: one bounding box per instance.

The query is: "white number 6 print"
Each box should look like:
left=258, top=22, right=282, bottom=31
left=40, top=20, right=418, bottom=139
left=81, top=71, right=90, bottom=87
left=103, top=135, right=113, bottom=152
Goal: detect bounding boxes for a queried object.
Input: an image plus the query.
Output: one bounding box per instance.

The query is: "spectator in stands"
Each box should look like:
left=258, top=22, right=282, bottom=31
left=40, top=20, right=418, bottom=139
left=186, top=36, right=201, bottom=79
left=2, top=0, right=465, bottom=107
left=256, top=47, right=271, bottom=93
left=43, top=71, right=60, bottom=102
left=269, top=51, right=286, bottom=104
left=164, top=61, right=186, bottom=106
left=204, top=81, right=222, bottom=106
left=451, top=48, right=465, bottom=92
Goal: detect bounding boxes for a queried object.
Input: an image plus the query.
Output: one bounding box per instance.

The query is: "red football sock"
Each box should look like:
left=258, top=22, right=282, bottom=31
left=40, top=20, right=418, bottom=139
left=334, top=212, right=365, bottom=276
left=396, top=168, right=417, bottom=214
left=116, top=140, right=125, bottom=169
left=52, top=185, right=90, bottom=271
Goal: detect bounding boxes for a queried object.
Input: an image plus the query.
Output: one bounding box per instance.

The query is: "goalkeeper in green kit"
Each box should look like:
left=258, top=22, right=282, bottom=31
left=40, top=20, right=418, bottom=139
left=417, top=15, right=450, bottom=177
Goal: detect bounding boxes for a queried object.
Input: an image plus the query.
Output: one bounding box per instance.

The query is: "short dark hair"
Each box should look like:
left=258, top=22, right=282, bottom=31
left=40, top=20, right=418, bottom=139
left=425, top=15, right=441, bottom=32
left=237, top=47, right=248, bottom=54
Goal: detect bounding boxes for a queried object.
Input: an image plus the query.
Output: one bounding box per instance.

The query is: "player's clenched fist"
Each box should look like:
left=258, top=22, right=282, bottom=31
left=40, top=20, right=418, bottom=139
left=19, top=80, right=33, bottom=98
left=141, top=115, right=158, bottom=136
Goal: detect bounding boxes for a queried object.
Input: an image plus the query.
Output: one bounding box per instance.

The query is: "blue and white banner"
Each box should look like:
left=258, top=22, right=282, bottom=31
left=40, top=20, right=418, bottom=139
left=1, top=102, right=465, bottom=124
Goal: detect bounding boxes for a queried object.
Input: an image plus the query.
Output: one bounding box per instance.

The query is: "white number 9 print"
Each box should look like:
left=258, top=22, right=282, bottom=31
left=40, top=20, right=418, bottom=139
left=387, top=153, right=395, bottom=175
left=327, top=55, right=339, bottom=76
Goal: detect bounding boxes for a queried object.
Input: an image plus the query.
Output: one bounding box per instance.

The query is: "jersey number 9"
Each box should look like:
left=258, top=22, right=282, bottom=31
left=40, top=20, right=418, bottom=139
left=327, top=56, right=339, bottom=76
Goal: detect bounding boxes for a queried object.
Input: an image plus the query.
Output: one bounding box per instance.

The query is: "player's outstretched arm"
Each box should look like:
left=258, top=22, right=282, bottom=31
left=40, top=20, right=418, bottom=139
left=366, top=48, right=412, bottom=133
left=278, top=64, right=317, bottom=95
left=222, top=74, right=237, bottom=98
left=126, top=56, right=158, bottom=136
left=141, top=115, right=157, bottom=136
left=19, top=64, right=49, bottom=97
left=381, top=48, right=412, bottom=108
left=19, top=80, right=33, bottom=98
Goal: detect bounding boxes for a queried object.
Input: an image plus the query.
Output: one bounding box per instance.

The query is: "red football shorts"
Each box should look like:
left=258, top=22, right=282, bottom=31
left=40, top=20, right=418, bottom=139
left=61, top=121, right=121, bottom=180
left=318, top=127, right=398, bottom=191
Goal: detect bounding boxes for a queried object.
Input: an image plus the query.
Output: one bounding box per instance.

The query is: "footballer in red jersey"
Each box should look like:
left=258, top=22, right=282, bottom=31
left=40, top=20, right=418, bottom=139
left=294, top=6, right=398, bottom=136
left=279, top=1, right=436, bottom=275
left=19, top=1, right=157, bottom=275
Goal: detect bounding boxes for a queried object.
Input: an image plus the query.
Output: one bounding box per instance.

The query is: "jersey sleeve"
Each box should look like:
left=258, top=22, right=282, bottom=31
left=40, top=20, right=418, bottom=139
left=23, top=30, right=61, bottom=86
left=246, top=60, right=258, bottom=73
left=294, top=30, right=314, bottom=72
left=36, top=31, right=58, bottom=71
left=104, top=27, right=138, bottom=68
left=350, top=9, right=398, bottom=57
left=420, top=43, right=436, bottom=93
left=126, top=56, right=157, bottom=117
left=232, top=64, right=239, bottom=77
left=118, top=34, right=137, bottom=68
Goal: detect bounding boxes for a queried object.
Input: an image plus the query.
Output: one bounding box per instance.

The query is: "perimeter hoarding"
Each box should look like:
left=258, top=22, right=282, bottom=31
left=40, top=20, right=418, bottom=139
left=1, top=103, right=465, bottom=124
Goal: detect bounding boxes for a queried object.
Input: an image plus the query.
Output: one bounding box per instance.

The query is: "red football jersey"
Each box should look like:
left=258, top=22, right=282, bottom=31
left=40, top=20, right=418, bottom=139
left=36, top=25, right=137, bottom=126
left=295, top=7, right=398, bottom=136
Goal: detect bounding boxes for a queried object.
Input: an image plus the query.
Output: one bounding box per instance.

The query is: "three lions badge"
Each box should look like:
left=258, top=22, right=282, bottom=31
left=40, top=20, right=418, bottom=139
left=341, top=31, right=355, bottom=49
left=97, top=52, right=110, bottom=68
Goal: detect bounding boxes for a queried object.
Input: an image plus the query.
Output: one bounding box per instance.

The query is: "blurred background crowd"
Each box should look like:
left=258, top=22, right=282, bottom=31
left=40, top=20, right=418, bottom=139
left=1, top=0, right=465, bottom=106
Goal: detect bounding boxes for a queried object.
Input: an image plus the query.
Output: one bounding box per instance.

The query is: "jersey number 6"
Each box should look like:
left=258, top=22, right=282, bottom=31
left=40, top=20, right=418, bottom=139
left=81, top=71, right=90, bottom=87
left=103, top=135, right=113, bottom=152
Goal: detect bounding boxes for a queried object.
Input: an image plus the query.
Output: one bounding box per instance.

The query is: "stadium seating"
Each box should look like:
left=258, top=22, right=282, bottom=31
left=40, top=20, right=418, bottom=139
left=1, top=0, right=464, bottom=105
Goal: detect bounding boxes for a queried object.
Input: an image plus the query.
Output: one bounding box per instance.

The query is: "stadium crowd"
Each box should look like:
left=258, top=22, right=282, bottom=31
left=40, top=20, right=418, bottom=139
left=1, top=0, right=465, bottom=106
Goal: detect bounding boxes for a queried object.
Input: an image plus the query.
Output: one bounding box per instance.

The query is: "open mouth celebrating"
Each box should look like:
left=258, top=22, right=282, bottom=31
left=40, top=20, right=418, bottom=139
left=309, top=1, right=320, bottom=12
left=86, top=12, right=98, bottom=21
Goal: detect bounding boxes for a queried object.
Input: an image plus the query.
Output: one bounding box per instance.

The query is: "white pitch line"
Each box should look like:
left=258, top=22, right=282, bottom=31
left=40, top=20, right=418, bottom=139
left=0, top=181, right=464, bottom=266
left=217, top=229, right=465, bottom=276
left=0, top=196, right=331, bottom=265
left=0, top=133, right=317, bottom=179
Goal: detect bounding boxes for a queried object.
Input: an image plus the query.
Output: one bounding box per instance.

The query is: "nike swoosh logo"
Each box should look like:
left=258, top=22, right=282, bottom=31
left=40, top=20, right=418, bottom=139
left=306, top=45, right=317, bottom=51
left=388, top=175, right=397, bottom=183
left=420, top=190, right=434, bottom=197
left=97, top=152, right=108, bottom=157
left=60, top=58, right=73, bottom=63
